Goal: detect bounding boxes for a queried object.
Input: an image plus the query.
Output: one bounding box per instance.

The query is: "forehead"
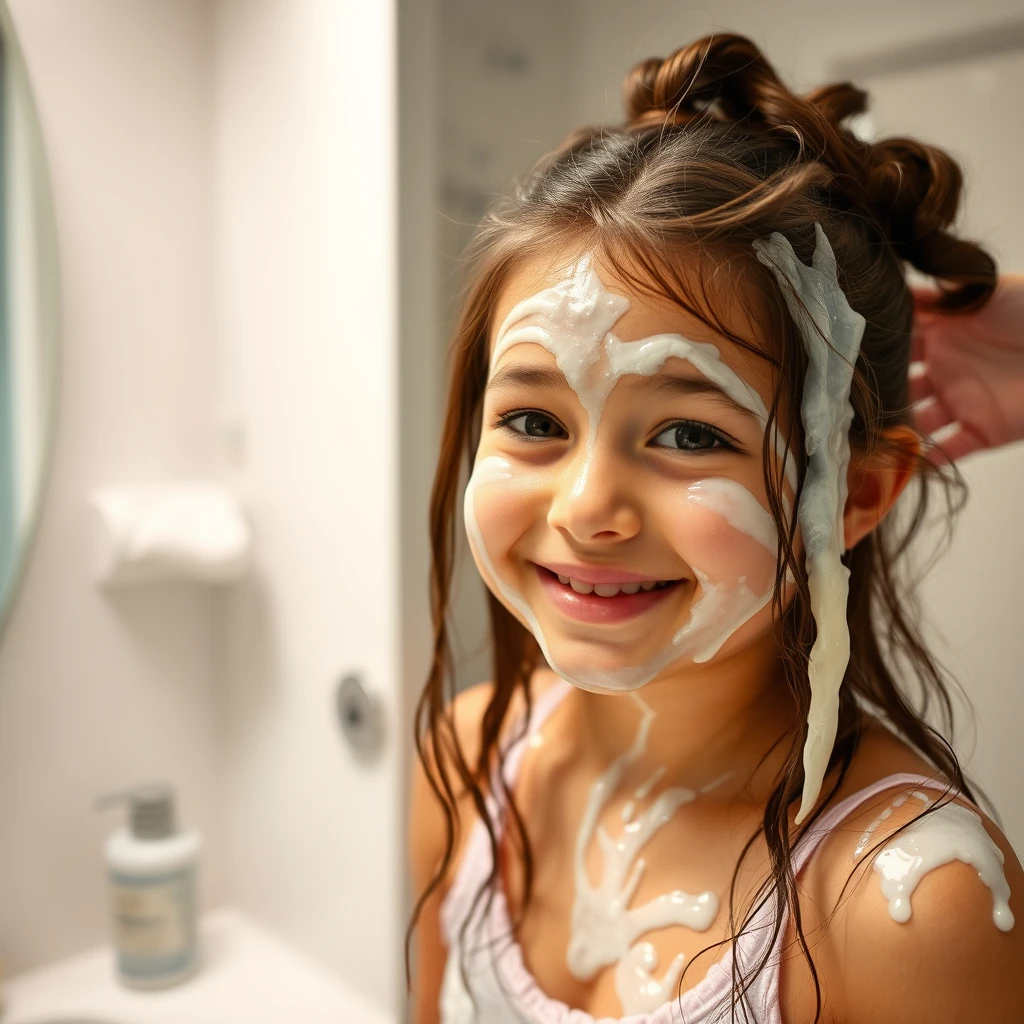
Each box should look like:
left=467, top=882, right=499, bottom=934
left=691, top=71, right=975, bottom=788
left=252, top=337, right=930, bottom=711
left=488, top=248, right=774, bottom=394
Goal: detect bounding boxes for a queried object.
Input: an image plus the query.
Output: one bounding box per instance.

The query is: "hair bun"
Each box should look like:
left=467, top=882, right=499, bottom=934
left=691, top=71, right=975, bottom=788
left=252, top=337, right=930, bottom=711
left=866, top=138, right=995, bottom=309
left=624, top=34, right=868, bottom=132
left=622, top=33, right=995, bottom=309
left=624, top=35, right=778, bottom=127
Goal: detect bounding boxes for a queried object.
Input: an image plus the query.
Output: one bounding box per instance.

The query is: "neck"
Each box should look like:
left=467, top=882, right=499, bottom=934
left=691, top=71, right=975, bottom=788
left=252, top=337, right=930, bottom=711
left=563, top=635, right=797, bottom=805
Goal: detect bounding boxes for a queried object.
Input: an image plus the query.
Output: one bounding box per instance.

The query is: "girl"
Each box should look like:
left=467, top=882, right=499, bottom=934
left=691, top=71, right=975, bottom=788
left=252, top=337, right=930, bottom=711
left=408, top=33, right=1024, bottom=1024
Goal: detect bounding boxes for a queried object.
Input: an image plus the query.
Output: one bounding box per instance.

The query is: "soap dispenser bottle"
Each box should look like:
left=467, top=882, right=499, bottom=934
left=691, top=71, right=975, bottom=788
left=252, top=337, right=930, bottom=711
left=97, top=783, right=202, bottom=989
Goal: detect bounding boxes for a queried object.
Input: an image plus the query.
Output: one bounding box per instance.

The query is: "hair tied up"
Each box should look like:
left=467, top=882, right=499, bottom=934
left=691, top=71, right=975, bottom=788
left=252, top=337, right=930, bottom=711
left=623, top=33, right=863, bottom=134
left=622, top=33, right=995, bottom=310
left=865, top=138, right=995, bottom=310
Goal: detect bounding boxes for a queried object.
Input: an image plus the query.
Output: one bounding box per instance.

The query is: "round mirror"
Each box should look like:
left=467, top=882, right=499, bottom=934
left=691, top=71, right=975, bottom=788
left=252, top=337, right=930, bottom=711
left=0, top=2, right=60, bottom=640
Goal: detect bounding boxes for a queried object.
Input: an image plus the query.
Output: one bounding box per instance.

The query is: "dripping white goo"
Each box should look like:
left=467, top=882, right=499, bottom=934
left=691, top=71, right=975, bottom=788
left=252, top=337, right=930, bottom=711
left=567, top=694, right=718, bottom=1015
left=872, top=801, right=1014, bottom=932
left=614, top=942, right=686, bottom=1016
left=853, top=790, right=930, bottom=860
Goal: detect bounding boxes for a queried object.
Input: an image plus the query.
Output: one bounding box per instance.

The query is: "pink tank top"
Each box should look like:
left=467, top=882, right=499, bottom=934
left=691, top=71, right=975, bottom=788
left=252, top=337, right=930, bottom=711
left=438, top=681, right=954, bottom=1024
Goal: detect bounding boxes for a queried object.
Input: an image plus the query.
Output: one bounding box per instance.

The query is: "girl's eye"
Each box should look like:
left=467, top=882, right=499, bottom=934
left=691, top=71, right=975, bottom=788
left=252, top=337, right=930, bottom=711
left=499, top=410, right=567, bottom=440
left=653, top=420, right=733, bottom=453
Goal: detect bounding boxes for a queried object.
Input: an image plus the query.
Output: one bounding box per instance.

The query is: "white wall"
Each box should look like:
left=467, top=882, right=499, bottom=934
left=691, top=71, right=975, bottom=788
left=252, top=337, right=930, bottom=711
left=0, top=2, right=409, bottom=1010
left=564, top=0, right=1023, bottom=122
left=212, top=0, right=404, bottom=1012
left=0, top=0, right=224, bottom=973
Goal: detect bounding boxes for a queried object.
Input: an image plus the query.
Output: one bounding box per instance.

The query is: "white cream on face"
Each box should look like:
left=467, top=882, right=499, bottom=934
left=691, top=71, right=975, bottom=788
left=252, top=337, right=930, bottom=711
left=464, top=464, right=778, bottom=691
left=753, top=224, right=866, bottom=825
left=492, top=257, right=797, bottom=490
left=567, top=693, right=717, bottom=1011
left=465, top=255, right=784, bottom=694
left=860, top=795, right=1014, bottom=932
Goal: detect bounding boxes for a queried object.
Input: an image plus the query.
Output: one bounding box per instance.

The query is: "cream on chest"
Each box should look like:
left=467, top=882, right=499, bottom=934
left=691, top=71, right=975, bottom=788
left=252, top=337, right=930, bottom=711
left=504, top=715, right=766, bottom=1016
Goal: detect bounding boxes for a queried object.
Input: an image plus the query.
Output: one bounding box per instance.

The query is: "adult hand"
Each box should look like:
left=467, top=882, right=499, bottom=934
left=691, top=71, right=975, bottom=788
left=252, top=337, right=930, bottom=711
left=910, top=274, right=1024, bottom=462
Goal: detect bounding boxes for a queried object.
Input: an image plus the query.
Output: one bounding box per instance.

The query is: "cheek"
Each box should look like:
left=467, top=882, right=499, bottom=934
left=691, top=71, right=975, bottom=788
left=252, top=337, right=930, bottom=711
left=658, top=487, right=778, bottom=596
left=473, top=483, right=525, bottom=558
left=467, top=465, right=545, bottom=581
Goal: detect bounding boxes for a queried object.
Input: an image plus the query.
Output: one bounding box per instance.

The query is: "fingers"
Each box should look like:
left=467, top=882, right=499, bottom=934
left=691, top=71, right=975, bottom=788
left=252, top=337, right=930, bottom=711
left=922, top=421, right=987, bottom=464
left=910, top=296, right=940, bottom=369
left=911, top=393, right=990, bottom=462
left=911, top=283, right=942, bottom=305
left=910, top=283, right=944, bottom=315
left=910, top=327, right=924, bottom=363
left=908, top=360, right=931, bottom=403
left=912, top=395, right=951, bottom=436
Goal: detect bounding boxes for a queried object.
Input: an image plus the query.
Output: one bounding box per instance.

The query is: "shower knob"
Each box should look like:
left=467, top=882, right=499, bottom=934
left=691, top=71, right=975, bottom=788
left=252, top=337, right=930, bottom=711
left=336, top=672, right=384, bottom=759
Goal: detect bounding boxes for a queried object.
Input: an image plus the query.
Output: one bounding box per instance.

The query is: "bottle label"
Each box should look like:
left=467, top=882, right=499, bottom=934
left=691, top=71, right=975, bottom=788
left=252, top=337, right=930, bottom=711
left=110, top=867, right=197, bottom=980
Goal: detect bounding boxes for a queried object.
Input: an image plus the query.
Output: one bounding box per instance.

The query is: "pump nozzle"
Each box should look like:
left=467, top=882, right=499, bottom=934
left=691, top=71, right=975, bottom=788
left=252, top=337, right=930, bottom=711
left=96, top=783, right=177, bottom=840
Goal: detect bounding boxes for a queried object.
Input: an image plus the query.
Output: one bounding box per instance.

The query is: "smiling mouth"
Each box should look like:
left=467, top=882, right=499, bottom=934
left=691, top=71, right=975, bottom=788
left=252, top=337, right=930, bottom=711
left=549, top=571, right=680, bottom=597
left=532, top=564, right=686, bottom=624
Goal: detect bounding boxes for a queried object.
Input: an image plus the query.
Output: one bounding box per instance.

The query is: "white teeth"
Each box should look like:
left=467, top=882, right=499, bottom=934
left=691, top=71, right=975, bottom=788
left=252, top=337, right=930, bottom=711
left=554, top=573, right=676, bottom=596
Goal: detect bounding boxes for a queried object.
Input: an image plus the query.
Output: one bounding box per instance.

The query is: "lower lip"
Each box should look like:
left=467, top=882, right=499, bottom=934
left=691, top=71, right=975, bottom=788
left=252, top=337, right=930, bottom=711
left=534, top=565, right=683, bottom=624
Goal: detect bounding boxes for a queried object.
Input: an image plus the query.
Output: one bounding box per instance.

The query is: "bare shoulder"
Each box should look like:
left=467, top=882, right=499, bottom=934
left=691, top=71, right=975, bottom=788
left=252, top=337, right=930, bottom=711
left=407, top=679, right=498, bottom=1024
left=795, top=727, right=1024, bottom=1023
left=409, top=667, right=560, bottom=885
left=408, top=679, right=496, bottom=887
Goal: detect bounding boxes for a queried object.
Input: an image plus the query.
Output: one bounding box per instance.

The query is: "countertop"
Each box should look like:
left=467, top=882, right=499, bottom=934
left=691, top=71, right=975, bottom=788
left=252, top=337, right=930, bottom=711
left=1, top=908, right=392, bottom=1024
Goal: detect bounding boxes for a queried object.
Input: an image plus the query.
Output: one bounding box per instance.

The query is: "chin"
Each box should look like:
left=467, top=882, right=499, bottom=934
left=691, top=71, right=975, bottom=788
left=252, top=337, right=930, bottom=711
left=540, top=633, right=679, bottom=695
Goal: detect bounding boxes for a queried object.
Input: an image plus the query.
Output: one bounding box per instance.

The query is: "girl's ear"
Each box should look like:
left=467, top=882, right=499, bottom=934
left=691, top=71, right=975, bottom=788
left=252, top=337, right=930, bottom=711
left=843, top=425, right=921, bottom=551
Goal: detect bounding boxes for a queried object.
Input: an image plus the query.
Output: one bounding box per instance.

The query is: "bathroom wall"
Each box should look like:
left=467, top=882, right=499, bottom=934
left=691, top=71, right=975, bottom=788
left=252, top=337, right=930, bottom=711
left=0, top=0, right=411, bottom=1010
left=0, top=0, right=224, bottom=973
left=212, top=0, right=405, bottom=1013
left=564, top=0, right=1023, bottom=121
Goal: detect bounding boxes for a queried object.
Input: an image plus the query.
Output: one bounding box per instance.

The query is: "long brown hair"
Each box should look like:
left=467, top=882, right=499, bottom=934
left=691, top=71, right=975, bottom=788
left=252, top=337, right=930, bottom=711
left=408, top=32, right=996, bottom=1022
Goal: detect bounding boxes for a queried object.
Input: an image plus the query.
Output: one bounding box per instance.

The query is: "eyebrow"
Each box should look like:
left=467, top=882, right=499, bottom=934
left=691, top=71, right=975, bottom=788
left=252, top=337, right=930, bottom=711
left=639, top=372, right=760, bottom=419
left=486, top=363, right=760, bottom=420
left=486, top=364, right=570, bottom=393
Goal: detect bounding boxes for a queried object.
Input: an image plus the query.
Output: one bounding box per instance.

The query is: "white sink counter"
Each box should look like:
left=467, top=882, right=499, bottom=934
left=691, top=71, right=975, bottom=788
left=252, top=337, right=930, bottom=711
left=2, top=908, right=393, bottom=1024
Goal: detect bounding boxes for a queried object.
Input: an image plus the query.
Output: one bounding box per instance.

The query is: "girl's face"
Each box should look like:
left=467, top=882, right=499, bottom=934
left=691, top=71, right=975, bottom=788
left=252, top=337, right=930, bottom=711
left=465, top=249, right=795, bottom=694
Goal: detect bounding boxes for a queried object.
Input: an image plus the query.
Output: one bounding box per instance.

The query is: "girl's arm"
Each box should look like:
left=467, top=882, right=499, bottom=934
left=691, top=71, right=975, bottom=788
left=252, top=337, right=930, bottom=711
left=408, top=744, right=449, bottom=1024
left=408, top=681, right=497, bottom=1023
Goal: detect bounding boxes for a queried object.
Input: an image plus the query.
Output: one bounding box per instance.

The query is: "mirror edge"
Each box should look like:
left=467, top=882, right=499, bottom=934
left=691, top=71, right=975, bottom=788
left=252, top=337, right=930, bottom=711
left=0, top=0, right=63, bottom=648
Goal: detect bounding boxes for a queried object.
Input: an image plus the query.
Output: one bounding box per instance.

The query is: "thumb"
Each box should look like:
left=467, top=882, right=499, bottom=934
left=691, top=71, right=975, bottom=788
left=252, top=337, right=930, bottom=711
left=911, top=283, right=943, bottom=313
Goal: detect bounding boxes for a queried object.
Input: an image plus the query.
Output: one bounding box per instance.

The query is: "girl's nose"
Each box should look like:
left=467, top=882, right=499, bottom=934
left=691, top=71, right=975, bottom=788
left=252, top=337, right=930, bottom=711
left=546, top=447, right=642, bottom=544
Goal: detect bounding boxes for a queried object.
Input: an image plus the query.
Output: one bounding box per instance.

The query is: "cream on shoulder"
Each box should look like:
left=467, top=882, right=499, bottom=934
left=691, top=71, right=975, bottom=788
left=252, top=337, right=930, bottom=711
left=854, top=792, right=1014, bottom=933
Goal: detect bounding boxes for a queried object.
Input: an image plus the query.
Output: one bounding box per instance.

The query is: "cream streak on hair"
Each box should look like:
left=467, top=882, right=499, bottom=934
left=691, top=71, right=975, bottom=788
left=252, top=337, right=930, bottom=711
left=753, top=224, right=866, bottom=825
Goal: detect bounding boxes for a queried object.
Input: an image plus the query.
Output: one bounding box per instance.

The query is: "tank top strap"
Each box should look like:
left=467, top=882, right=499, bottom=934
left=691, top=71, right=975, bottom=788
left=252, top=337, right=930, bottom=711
left=497, top=676, right=573, bottom=790
left=441, top=678, right=572, bottom=945
left=792, top=771, right=959, bottom=875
